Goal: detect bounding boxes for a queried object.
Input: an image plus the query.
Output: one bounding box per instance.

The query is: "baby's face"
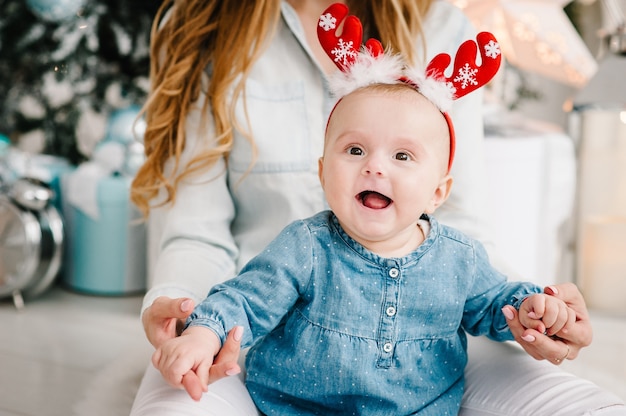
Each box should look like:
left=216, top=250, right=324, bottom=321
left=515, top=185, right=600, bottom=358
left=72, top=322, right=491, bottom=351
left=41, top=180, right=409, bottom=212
left=319, top=86, right=452, bottom=253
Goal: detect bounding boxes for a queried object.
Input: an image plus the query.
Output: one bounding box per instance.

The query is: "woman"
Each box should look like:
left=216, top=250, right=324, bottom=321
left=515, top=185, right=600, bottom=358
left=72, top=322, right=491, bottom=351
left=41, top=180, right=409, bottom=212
left=130, top=0, right=620, bottom=414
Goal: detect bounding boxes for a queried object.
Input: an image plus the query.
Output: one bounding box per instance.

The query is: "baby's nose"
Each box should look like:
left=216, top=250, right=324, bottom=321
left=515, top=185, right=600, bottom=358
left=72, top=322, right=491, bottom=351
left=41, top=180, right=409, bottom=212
left=362, top=158, right=385, bottom=176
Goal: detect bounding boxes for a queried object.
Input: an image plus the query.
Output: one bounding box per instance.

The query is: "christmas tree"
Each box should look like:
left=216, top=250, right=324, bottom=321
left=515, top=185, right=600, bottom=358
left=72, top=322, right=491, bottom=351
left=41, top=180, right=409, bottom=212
left=0, top=0, right=159, bottom=164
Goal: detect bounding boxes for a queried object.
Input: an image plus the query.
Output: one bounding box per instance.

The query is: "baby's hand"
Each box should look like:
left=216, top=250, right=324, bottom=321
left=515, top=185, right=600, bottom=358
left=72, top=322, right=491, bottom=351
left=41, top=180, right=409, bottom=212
left=518, top=294, right=574, bottom=337
left=152, top=326, right=222, bottom=401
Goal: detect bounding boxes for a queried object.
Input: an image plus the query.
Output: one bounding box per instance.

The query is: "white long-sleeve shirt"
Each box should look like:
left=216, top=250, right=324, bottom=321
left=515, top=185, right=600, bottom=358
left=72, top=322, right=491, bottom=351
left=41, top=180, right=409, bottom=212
left=143, top=0, right=498, bottom=313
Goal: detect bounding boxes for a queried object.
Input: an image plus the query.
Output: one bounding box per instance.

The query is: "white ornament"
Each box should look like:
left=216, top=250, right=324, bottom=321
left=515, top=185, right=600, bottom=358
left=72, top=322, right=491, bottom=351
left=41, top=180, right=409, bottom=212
left=26, top=0, right=86, bottom=22
left=106, top=106, right=145, bottom=144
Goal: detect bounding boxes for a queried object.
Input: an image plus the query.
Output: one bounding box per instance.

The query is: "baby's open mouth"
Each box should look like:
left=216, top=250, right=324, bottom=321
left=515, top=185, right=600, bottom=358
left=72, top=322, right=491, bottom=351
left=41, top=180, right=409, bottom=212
left=357, top=190, right=392, bottom=209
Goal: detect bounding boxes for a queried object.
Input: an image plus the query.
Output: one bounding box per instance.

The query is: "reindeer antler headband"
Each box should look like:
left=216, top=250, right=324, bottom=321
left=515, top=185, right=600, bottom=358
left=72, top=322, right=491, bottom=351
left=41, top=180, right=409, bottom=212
left=317, top=3, right=502, bottom=171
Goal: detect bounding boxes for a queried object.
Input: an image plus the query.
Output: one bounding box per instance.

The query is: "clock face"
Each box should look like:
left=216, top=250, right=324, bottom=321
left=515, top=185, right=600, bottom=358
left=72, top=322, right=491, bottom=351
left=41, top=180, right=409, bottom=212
left=0, top=198, right=41, bottom=297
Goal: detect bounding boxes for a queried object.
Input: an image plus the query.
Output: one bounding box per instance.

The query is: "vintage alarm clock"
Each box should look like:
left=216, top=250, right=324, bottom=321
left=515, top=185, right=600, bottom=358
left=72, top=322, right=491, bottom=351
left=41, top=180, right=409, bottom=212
left=0, top=177, right=64, bottom=308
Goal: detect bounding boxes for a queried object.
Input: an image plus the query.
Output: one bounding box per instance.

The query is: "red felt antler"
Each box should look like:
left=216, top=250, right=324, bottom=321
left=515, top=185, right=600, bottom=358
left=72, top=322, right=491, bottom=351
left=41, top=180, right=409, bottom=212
left=426, top=32, right=502, bottom=100
left=317, top=3, right=383, bottom=70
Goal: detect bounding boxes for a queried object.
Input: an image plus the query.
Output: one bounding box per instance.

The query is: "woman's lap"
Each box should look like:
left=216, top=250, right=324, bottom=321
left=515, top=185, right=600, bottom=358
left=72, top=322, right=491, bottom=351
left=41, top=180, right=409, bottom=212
left=130, top=365, right=259, bottom=416
left=131, top=338, right=625, bottom=416
left=460, top=336, right=625, bottom=415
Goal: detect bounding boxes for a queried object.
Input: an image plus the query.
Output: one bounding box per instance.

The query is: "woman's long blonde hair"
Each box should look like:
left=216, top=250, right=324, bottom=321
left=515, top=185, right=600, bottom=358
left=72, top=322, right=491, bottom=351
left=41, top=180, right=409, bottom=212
left=131, top=0, right=433, bottom=216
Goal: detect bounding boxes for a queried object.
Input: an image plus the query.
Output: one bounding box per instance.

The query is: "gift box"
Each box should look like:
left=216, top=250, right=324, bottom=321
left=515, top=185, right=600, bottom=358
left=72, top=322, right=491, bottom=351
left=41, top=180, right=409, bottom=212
left=60, top=167, right=146, bottom=296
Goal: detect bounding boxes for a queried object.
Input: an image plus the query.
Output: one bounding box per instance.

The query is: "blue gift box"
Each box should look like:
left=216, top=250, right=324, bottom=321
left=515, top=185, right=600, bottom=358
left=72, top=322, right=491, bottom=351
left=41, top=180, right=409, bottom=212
left=60, top=174, right=146, bottom=295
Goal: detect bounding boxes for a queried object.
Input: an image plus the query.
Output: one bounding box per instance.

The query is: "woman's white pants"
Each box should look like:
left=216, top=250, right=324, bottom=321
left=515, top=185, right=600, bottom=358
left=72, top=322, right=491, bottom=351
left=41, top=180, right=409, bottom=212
left=130, top=337, right=626, bottom=415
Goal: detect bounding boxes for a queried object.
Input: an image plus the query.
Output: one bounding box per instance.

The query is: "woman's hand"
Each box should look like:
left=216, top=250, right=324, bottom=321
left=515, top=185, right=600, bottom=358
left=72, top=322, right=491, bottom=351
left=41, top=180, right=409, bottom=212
left=142, top=296, right=195, bottom=348
left=503, top=283, right=593, bottom=365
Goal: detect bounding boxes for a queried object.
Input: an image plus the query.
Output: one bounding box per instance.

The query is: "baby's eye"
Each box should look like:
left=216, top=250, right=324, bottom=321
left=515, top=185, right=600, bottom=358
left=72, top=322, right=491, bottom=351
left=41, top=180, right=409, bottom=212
left=395, top=152, right=410, bottom=161
left=348, top=146, right=363, bottom=156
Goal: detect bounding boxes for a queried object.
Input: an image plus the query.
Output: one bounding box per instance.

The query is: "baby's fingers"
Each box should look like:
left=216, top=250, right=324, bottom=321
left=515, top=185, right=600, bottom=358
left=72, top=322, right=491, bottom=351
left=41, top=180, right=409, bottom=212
left=151, top=348, right=162, bottom=369
left=552, top=306, right=577, bottom=338
left=182, top=371, right=206, bottom=401
left=519, top=309, right=545, bottom=333
left=151, top=348, right=186, bottom=388
left=545, top=301, right=569, bottom=336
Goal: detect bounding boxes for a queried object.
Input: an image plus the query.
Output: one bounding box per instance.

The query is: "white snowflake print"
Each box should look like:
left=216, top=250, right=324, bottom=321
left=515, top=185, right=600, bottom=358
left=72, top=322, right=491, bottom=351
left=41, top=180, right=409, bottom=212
left=453, top=63, right=478, bottom=90
left=318, top=12, right=337, bottom=31
left=484, top=40, right=501, bottom=59
left=331, top=38, right=357, bottom=66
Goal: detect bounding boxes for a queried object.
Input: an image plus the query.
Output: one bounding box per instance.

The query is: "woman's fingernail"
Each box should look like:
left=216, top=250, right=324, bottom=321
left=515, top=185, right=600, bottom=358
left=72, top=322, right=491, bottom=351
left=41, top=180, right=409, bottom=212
left=233, top=326, right=243, bottom=342
left=225, top=367, right=241, bottom=376
left=181, top=299, right=193, bottom=312
left=501, top=307, right=514, bottom=321
left=546, top=286, right=558, bottom=295
left=522, top=334, right=536, bottom=343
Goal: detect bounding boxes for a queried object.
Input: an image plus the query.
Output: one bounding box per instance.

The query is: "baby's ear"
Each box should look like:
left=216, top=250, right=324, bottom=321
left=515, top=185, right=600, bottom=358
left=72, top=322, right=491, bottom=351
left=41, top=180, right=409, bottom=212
left=425, top=174, right=453, bottom=214
left=318, top=157, right=325, bottom=187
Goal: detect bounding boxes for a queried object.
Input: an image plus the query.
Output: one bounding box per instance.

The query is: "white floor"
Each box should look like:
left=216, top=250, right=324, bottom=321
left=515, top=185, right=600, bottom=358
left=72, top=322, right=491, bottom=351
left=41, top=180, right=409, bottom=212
left=1, top=285, right=625, bottom=416
left=0, top=286, right=151, bottom=416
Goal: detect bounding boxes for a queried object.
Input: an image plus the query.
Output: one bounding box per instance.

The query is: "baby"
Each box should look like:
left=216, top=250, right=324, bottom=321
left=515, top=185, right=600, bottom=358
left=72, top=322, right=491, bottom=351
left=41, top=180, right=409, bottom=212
left=152, top=83, right=571, bottom=416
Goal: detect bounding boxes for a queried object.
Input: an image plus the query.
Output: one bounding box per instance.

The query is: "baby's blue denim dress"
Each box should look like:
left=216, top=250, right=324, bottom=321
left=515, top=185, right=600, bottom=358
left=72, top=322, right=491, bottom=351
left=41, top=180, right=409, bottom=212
left=187, top=210, right=541, bottom=415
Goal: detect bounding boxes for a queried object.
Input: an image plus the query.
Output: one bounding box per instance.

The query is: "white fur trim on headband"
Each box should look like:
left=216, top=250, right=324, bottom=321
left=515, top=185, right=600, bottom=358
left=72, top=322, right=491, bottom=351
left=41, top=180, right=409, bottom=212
left=327, top=49, right=401, bottom=97
left=403, top=66, right=455, bottom=113
left=327, top=49, right=455, bottom=113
